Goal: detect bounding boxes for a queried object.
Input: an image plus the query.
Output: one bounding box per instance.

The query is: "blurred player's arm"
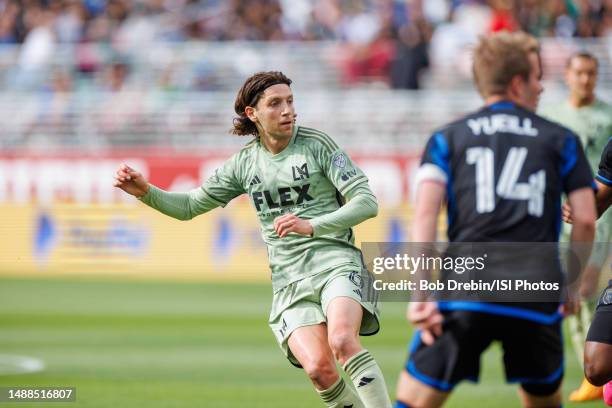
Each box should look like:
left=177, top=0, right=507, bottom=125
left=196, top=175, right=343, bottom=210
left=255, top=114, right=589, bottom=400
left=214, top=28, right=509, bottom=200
left=560, top=134, right=597, bottom=314
left=594, top=138, right=612, bottom=216
left=594, top=180, right=612, bottom=217
left=406, top=138, right=448, bottom=344
left=561, top=133, right=597, bottom=242
left=567, top=187, right=597, bottom=242
left=408, top=180, right=446, bottom=344
left=411, top=180, right=445, bottom=242
left=114, top=160, right=244, bottom=220
left=562, top=181, right=610, bottom=221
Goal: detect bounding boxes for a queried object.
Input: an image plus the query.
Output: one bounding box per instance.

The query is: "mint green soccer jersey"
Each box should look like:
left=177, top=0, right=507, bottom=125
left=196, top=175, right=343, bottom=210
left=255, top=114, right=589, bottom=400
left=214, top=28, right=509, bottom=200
left=540, top=99, right=612, bottom=257
left=540, top=99, right=612, bottom=170
left=142, top=125, right=375, bottom=290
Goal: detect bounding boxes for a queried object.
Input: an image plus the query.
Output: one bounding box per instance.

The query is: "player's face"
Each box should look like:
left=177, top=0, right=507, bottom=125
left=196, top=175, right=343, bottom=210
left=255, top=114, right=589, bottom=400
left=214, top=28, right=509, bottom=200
left=566, top=57, right=597, bottom=101
left=519, top=52, right=543, bottom=111
left=253, top=84, right=295, bottom=139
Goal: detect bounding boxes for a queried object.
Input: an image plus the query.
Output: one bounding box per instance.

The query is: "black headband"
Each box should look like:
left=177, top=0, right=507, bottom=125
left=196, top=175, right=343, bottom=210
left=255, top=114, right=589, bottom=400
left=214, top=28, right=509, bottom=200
left=247, top=80, right=288, bottom=108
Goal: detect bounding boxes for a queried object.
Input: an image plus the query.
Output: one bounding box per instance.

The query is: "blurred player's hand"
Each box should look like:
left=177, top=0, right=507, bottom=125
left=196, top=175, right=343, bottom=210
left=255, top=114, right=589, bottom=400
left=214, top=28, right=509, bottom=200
left=273, top=213, right=313, bottom=238
left=114, top=163, right=149, bottom=198
left=562, top=201, right=574, bottom=224
left=408, top=301, right=443, bottom=345
left=560, top=296, right=581, bottom=316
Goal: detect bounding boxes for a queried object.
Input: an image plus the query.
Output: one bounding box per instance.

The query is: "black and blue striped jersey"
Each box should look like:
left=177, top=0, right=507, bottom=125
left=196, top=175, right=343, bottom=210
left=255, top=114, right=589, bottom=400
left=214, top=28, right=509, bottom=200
left=418, top=101, right=594, bottom=243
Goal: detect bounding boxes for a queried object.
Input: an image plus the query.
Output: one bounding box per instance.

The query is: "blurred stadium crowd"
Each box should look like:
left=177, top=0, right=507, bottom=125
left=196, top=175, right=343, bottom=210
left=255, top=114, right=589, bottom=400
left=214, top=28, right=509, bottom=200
left=2, top=0, right=612, bottom=91
left=0, top=0, right=610, bottom=150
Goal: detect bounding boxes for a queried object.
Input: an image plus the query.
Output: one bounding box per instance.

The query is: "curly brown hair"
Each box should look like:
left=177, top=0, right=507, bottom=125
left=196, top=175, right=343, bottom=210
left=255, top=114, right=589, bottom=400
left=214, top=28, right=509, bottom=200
left=232, top=71, right=293, bottom=136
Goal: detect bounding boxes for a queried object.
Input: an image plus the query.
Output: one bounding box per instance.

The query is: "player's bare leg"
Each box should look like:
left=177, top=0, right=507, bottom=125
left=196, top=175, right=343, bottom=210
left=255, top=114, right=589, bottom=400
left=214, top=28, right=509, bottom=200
left=288, top=324, right=364, bottom=408
left=395, top=370, right=449, bottom=408
left=326, top=297, right=363, bottom=365
left=327, top=297, right=392, bottom=408
left=584, top=340, right=612, bottom=386
left=569, top=293, right=603, bottom=401
left=517, top=387, right=562, bottom=408
left=569, top=262, right=604, bottom=402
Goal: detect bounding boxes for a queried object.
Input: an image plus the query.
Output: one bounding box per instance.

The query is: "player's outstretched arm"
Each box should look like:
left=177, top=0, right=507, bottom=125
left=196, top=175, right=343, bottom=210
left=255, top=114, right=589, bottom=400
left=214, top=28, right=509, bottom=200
left=114, top=163, right=239, bottom=221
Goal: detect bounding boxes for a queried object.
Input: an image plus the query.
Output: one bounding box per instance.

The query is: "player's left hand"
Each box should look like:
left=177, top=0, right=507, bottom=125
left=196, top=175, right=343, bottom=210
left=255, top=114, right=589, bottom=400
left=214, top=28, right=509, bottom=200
left=274, top=213, right=313, bottom=238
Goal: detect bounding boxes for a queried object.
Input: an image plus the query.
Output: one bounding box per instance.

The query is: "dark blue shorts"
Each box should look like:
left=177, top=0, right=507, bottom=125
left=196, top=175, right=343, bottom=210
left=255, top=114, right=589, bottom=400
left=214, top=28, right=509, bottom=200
left=586, top=280, right=612, bottom=345
left=404, top=310, right=563, bottom=392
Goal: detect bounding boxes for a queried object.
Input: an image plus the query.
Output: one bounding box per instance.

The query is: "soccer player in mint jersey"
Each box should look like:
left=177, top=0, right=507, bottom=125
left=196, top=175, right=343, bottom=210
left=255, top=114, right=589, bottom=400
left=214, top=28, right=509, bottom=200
left=540, top=53, right=612, bottom=402
left=114, top=71, right=393, bottom=408
left=394, top=32, right=597, bottom=408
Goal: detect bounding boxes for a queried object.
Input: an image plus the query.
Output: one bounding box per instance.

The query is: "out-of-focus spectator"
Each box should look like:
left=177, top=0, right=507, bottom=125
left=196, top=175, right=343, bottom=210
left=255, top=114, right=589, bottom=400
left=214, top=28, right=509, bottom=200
left=101, top=59, right=129, bottom=92
left=391, top=0, right=432, bottom=89
left=337, top=0, right=394, bottom=85
left=54, top=1, right=86, bottom=43
left=488, top=0, right=519, bottom=33
left=516, top=0, right=553, bottom=37
left=0, top=1, right=19, bottom=44
left=0, top=0, right=610, bottom=93
left=17, top=5, right=56, bottom=89
left=429, top=1, right=491, bottom=86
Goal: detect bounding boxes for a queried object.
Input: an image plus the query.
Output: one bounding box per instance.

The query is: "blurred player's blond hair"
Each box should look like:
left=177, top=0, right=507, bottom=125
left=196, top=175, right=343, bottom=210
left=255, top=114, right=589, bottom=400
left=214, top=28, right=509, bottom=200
left=472, top=31, right=540, bottom=98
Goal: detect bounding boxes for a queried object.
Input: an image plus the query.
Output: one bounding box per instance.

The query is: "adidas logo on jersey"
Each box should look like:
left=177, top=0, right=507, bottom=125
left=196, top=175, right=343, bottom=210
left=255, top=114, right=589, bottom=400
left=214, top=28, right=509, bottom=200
left=357, top=376, right=375, bottom=387
left=249, top=175, right=262, bottom=186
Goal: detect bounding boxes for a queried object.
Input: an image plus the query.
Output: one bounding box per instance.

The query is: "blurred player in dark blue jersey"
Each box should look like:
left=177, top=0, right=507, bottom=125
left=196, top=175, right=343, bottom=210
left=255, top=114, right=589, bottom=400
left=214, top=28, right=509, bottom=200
left=395, top=31, right=597, bottom=408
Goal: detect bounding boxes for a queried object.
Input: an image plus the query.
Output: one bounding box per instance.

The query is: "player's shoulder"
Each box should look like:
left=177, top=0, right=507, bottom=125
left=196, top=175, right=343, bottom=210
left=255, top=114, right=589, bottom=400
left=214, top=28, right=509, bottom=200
left=538, top=100, right=566, bottom=116
left=227, top=137, right=259, bottom=165
left=295, top=125, right=340, bottom=154
left=237, top=137, right=259, bottom=155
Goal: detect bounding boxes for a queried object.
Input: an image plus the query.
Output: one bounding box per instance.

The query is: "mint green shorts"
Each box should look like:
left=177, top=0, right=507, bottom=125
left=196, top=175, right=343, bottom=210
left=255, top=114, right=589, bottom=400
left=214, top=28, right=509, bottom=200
left=269, top=267, right=380, bottom=367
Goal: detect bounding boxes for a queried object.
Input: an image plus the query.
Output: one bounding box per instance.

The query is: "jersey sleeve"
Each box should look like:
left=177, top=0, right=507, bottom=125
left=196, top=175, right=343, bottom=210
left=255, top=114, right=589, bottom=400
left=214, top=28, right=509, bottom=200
left=198, top=155, right=245, bottom=208
left=596, top=138, right=612, bottom=187
left=316, top=141, right=369, bottom=196
left=415, top=132, right=451, bottom=186
left=560, top=132, right=595, bottom=194
left=309, top=184, right=378, bottom=237
left=140, top=154, right=245, bottom=220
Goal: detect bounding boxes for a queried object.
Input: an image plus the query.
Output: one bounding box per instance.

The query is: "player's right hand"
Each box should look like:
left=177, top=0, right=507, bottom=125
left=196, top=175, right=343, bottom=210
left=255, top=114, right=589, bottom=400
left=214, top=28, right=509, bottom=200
left=407, top=301, right=443, bottom=346
left=114, top=163, right=149, bottom=198
left=562, top=201, right=573, bottom=224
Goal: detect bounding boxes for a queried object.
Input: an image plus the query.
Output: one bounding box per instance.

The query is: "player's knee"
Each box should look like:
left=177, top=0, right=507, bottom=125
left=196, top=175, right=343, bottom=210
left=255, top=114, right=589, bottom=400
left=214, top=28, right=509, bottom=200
left=585, top=360, right=611, bottom=386
left=302, top=354, right=337, bottom=387
left=584, top=344, right=611, bottom=386
left=328, top=330, right=360, bottom=362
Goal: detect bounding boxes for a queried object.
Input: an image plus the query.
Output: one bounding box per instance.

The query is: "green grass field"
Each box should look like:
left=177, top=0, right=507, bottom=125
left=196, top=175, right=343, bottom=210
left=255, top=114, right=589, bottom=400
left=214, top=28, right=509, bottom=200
left=0, top=277, right=604, bottom=407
